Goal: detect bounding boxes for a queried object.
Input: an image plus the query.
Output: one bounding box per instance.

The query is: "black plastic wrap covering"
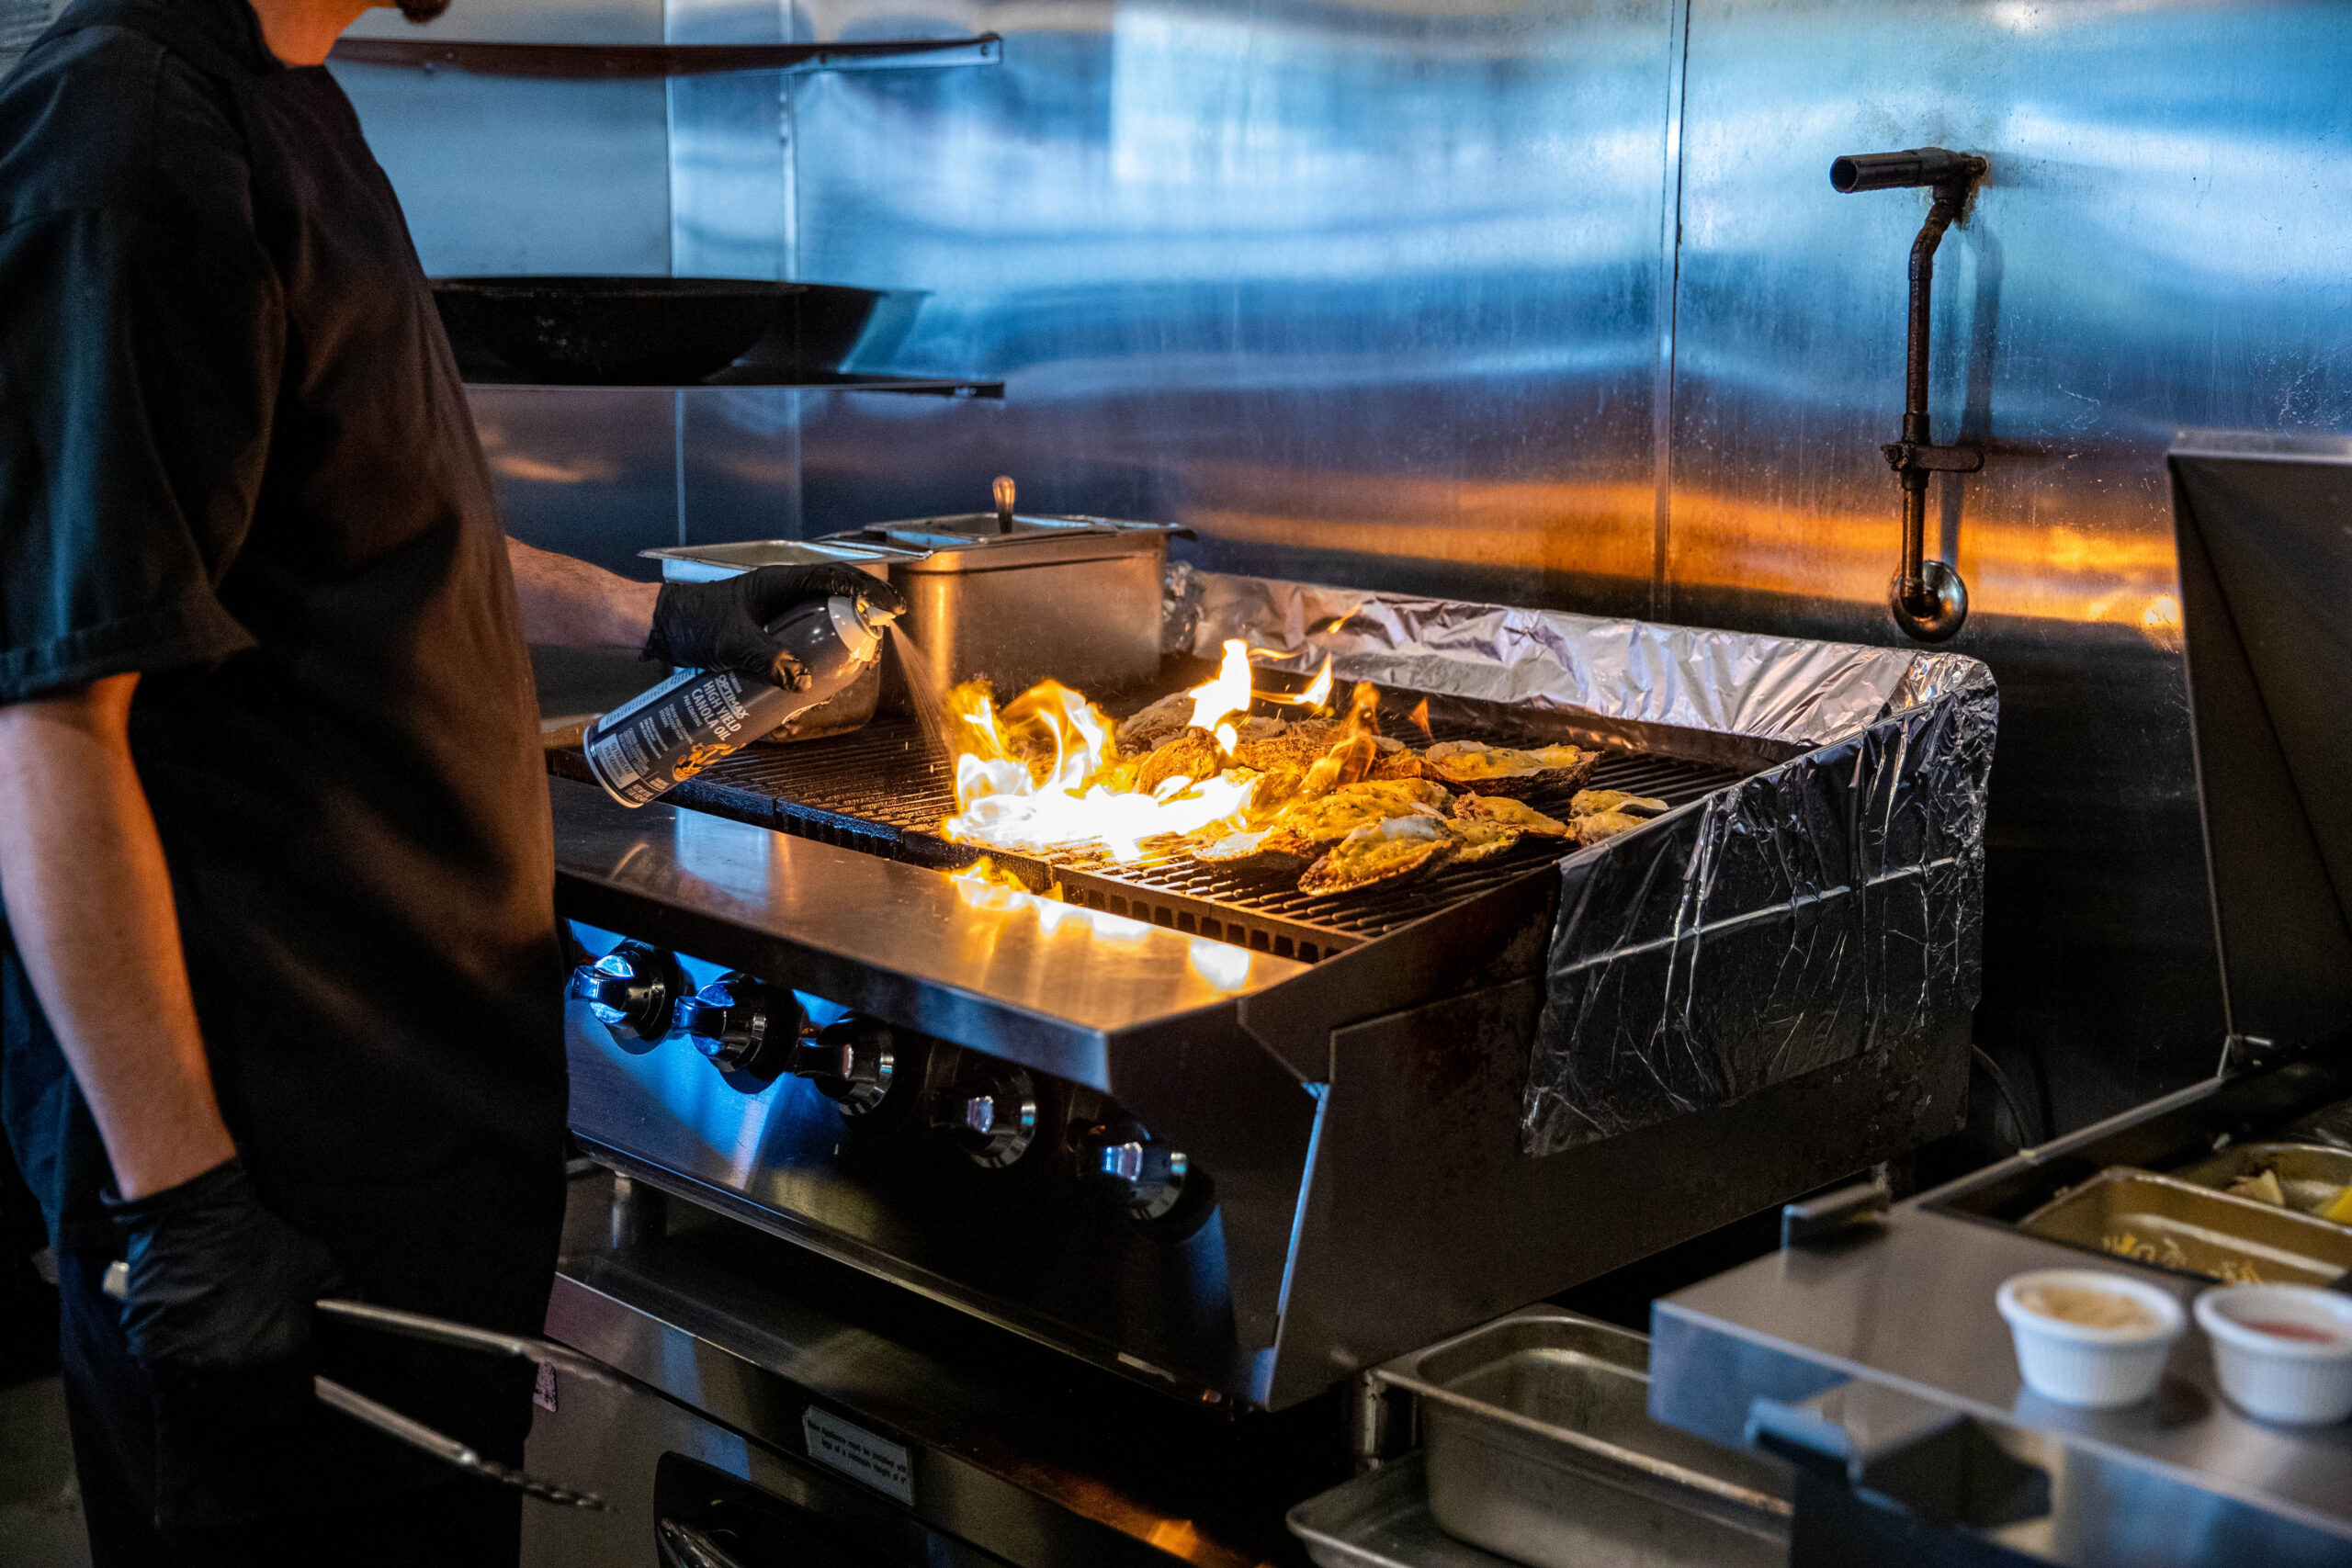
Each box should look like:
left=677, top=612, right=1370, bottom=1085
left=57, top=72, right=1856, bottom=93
left=1180, top=569, right=1997, bottom=1157
left=1524, top=671, right=1997, bottom=1155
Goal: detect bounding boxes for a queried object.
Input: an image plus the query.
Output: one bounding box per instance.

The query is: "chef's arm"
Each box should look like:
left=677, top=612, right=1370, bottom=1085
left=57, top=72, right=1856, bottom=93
left=505, top=536, right=660, bottom=649
left=0, top=674, right=238, bottom=1200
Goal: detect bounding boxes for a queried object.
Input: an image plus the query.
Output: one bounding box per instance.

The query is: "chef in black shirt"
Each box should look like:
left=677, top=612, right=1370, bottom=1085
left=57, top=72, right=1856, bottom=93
left=0, top=0, right=898, bottom=1556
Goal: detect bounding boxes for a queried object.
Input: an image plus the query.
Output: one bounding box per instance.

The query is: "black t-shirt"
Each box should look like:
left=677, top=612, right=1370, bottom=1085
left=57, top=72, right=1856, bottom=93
left=0, top=0, right=566, bottom=1253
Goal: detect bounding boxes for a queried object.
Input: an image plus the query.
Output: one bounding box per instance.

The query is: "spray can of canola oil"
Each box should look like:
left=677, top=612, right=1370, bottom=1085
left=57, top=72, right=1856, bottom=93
left=583, top=594, right=897, bottom=808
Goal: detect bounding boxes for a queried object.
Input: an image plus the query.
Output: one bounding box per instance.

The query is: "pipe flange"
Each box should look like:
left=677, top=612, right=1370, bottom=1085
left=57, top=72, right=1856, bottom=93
left=1889, top=559, right=1969, bottom=643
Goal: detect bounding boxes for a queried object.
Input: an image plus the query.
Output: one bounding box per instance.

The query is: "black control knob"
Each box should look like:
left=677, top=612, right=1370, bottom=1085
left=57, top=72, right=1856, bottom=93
left=675, top=972, right=806, bottom=1084
left=566, top=941, right=684, bottom=1043
left=1080, top=1119, right=1213, bottom=1238
left=934, top=1063, right=1040, bottom=1170
left=796, top=1015, right=901, bottom=1118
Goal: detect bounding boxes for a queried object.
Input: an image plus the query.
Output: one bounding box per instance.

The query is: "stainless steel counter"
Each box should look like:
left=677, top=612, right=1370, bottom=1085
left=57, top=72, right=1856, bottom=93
left=1649, top=1070, right=2352, bottom=1566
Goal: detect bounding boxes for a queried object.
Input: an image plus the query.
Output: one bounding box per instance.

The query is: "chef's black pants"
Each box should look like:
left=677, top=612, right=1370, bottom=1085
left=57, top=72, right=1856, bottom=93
left=54, top=1155, right=563, bottom=1567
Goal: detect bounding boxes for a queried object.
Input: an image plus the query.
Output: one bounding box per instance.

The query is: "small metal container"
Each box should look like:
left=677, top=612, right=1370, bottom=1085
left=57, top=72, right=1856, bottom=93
left=637, top=539, right=896, bottom=742
left=1286, top=1453, right=1530, bottom=1568
left=2017, top=1168, right=2352, bottom=1287
left=816, top=512, right=1181, bottom=705
left=1371, top=1311, right=1791, bottom=1568
left=2172, top=1144, right=2352, bottom=1220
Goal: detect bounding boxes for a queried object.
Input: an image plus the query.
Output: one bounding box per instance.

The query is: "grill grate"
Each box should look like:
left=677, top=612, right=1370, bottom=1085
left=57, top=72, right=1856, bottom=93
left=611, top=703, right=1751, bottom=962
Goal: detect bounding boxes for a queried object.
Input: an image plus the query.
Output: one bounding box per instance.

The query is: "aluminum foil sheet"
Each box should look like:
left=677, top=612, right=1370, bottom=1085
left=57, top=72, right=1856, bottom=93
left=1180, top=570, right=1996, bottom=1156
left=1187, top=571, right=1928, bottom=746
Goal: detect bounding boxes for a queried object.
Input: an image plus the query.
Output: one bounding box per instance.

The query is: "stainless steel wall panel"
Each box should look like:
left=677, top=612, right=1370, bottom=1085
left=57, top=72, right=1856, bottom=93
left=334, top=64, right=673, bottom=276
left=786, top=0, right=1677, bottom=613
left=471, top=388, right=682, bottom=576
left=1666, top=0, right=2352, bottom=1126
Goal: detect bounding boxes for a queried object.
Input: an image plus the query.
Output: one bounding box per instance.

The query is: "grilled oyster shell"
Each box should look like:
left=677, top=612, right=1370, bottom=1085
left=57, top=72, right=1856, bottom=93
left=1137, top=728, right=1221, bottom=795
left=1569, top=789, right=1668, bottom=818
left=1275, top=783, right=1452, bottom=845
left=1445, top=819, right=1524, bottom=863
left=1115, top=692, right=1196, bottom=755
left=1297, top=814, right=1461, bottom=896
left=1452, top=795, right=1569, bottom=837
left=1421, top=740, right=1596, bottom=797
left=1571, top=810, right=1652, bottom=847
left=1192, top=827, right=1315, bottom=874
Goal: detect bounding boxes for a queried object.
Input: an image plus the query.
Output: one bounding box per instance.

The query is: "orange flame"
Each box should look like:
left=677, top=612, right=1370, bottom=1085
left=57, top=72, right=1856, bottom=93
left=1187, top=639, right=1256, bottom=734
left=939, top=674, right=1252, bottom=863
left=1261, top=655, right=1335, bottom=712
left=1407, top=697, right=1431, bottom=739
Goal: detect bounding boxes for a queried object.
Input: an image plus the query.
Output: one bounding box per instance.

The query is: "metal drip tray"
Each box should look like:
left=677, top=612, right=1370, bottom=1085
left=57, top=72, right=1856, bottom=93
left=1372, top=1310, right=1791, bottom=1568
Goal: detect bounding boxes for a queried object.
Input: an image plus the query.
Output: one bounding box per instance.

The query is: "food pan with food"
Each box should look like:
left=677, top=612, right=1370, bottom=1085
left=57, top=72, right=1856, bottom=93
left=2171, top=1144, right=2352, bottom=1224
left=2017, top=1168, right=2352, bottom=1288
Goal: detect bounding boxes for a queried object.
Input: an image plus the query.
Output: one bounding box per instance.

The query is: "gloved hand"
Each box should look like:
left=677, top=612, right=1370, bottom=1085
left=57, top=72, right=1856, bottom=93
left=645, top=565, right=907, bottom=691
left=106, top=1156, right=343, bottom=1533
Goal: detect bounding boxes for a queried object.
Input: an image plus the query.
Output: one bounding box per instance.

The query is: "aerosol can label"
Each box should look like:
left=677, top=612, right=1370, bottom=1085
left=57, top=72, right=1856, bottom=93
left=582, top=665, right=763, bottom=807
left=581, top=593, right=889, bottom=808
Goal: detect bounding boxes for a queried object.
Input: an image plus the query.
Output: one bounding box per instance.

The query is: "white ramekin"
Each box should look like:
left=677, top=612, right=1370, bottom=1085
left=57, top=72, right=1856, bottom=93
left=1996, top=1269, right=2187, bottom=1407
left=2194, top=1285, right=2352, bottom=1425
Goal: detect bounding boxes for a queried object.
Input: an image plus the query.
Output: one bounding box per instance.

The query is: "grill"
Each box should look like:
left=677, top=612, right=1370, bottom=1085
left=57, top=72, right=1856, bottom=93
left=556, top=693, right=1748, bottom=963
left=550, top=588, right=1986, bottom=1416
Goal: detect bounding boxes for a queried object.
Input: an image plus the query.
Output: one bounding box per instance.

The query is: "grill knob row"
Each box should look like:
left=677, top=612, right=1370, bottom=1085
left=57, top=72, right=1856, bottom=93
left=566, top=947, right=1209, bottom=1230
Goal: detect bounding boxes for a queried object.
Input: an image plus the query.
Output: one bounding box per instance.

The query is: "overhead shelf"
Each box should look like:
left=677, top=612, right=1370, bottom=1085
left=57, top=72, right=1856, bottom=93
left=464, top=370, right=1003, bottom=398
left=329, top=33, right=1001, bottom=80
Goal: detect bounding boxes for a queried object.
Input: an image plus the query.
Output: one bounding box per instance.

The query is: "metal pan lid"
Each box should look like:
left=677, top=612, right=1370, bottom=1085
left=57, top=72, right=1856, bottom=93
left=637, top=538, right=894, bottom=583
left=819, top=513, right=1182, bottom=571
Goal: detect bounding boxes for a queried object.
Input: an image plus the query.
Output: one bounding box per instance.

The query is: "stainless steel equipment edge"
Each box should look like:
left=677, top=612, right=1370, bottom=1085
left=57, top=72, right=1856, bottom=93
left=1649, top=1201, right=2352, bottom=1562
left=548, top=775, right=1313, bottom=1091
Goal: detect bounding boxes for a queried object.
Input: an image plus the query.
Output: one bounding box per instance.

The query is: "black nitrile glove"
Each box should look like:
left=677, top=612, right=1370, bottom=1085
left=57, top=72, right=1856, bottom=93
left=106, top=1157, right=342, bottom=1533
left=645, top=565, right=907, bottom=691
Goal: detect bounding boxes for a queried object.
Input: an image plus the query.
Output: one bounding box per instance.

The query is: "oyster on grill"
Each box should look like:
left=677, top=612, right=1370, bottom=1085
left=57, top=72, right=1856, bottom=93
left=1297, top=814, right=1461, bottom=896
left=1137, top=728, right=1221, bottom=794
left=1452, top=795, right=1570, bottom=837
left=1366, top=750, right=1433, bottom=784
left=1192, top=827, right=1316, bottom=874
left=1569, top=790, right=1668, bottom=818
left=1116, top=692, right=1196, bottom=756
left=1571, top=811, right=1652, bottom=847
left=1421, top=740, right=1596, bottom=796
left=1444, top=818, right=1524, bottom=863
left=1275, top=781, right=1452, bottom=844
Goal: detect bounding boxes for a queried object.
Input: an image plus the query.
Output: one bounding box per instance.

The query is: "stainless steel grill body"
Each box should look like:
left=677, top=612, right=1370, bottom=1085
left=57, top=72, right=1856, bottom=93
left=555, top=591, right=1987, bottom=1409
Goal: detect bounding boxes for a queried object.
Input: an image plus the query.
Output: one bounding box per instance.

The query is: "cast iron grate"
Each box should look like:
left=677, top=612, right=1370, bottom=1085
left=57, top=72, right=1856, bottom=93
left=575, top=703, right=1749, bottom=961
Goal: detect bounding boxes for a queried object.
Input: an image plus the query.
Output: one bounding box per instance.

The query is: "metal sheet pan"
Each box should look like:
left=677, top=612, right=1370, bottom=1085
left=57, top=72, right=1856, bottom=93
left=1371, top=1310, right=1789, bottom=1568
left=2018, top=1168, right=2352, bottom=1287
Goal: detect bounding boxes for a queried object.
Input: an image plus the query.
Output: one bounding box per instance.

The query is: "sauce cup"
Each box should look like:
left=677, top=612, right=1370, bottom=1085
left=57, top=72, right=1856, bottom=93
left=2194, top=1284, right=2352, bottom=1425
left=1996, top=1269, right=2186, bottom=1407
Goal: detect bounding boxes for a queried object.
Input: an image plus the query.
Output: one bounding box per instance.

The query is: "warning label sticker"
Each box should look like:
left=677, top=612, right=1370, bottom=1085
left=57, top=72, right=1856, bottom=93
left=801, top=1405, right=914, bottom=1505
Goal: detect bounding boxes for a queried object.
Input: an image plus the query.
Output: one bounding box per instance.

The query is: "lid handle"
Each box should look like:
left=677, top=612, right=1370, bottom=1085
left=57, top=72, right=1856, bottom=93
left=992, top=475, right=1016, bottom=533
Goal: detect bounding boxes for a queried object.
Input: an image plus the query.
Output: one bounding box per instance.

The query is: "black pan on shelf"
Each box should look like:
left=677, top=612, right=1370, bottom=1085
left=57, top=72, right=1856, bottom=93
left=430, top=276, right=888, bottom=386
